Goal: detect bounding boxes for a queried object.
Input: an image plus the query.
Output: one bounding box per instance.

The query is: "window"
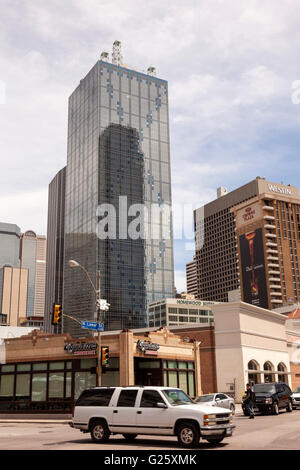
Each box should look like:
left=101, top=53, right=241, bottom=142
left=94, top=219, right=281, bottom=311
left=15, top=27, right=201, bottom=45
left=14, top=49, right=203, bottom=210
left=117, top=389, right=138, bottom=407
left=140, top=390, right=164, bottom=408
left=76, top=389, right=115, bottom=406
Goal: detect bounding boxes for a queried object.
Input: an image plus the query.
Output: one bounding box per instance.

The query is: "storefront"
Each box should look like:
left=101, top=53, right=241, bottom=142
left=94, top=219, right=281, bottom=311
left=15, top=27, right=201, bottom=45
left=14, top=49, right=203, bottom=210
left=0, top=327, right=200, bottom=413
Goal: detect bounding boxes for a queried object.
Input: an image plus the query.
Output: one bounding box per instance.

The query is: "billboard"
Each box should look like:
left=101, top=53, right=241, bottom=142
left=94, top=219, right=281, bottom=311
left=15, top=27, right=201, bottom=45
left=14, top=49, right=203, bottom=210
left=239, top=228, right=268, bottom=309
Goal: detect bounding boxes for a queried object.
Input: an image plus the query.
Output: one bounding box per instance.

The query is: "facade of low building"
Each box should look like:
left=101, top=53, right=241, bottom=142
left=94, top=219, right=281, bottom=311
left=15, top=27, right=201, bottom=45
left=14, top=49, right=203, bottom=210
left=0, top=327, right=200, bottom=413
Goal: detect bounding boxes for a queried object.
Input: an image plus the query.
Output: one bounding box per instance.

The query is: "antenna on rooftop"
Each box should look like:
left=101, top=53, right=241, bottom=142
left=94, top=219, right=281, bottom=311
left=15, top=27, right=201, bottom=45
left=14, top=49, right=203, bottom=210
left=112, top=40, right=123, bottom=66
left=100, top=51, right=109, bottom=62
left=147, top=66, right=156, bottom=77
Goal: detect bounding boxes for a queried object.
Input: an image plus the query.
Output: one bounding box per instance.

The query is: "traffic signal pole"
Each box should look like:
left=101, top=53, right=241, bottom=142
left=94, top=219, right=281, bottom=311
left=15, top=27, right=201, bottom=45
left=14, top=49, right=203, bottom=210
left=96, top=270, right=102, bottom=387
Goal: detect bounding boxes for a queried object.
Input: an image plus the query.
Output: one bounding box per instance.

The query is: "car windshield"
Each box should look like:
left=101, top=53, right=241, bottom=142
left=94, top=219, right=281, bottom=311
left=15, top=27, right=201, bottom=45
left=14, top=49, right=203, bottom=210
left=294, top=386, right=300, bottom=394
left=253, top=384, right=276, bottom=394
left=196, top=394, right=215, bottom=402
left=162, top=389, right=193, bottom=406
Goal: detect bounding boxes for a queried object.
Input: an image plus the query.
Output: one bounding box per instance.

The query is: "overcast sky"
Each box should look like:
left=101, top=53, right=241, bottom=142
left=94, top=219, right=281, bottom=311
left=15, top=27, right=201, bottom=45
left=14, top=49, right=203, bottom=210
left=1, top=0, right=300, bottom=291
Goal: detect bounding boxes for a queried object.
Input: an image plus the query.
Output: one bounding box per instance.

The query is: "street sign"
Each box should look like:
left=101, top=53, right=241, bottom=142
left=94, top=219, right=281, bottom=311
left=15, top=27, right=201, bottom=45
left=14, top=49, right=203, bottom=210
left=81, top=321, right=104, bottom=331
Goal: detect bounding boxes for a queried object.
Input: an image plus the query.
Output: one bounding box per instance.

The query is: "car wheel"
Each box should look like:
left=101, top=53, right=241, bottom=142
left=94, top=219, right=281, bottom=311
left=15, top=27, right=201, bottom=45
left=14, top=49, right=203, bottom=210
left=272, top=402, right=279, bottom=415
left=122, top=434, right=138, bottom=441
left=287, top=400, right=293, bottom=413
left=230, top=404, right=235, bottom=414
left=90, top=420, right=110, bottom=443
left=177, top=422, right=200, bottom=448
left=207, top=438, right=224, bottom=445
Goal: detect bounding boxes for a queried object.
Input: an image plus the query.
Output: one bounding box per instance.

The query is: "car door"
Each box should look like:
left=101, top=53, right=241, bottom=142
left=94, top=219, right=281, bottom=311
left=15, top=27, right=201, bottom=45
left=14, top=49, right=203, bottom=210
left=276, top=384, right=286, bottom=408
left=110, top=389, right=139, bottom=434
left=135, top=389, right=172, bottom=435
left=215, top=394, right=228, bottom=409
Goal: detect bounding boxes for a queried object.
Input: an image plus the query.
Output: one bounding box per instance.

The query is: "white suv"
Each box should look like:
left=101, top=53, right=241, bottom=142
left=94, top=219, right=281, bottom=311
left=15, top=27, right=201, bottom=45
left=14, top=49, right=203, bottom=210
left=70, top=386, right=235, bottom=448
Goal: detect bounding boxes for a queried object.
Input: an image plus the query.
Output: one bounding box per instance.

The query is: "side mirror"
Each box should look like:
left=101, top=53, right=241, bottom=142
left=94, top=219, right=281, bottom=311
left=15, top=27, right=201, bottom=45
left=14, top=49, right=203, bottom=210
left=157, top=402, right=167, bottom=409
left=215, top=397, right=220, bottom=402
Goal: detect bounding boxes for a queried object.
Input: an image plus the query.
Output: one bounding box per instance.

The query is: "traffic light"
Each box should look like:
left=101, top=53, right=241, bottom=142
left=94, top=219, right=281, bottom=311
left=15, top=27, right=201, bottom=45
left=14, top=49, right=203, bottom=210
left=52, top=304, right=62, bottom=325
left=101, top=346, right=109, bottom=367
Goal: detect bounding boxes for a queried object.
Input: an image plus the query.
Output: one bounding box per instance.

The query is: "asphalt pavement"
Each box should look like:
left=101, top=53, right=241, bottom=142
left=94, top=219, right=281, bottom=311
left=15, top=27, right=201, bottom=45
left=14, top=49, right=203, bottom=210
left=0, top=407, right=299, bottom=450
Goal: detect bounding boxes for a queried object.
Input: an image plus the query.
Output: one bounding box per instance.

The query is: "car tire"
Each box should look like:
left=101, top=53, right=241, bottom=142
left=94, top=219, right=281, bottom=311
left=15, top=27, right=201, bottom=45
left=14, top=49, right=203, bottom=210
left=287, top=400, right=293, bottom=413
left=272, top=402, right=279, bottom=415
left=122, top=434, right=138, bottom=441
left=176, top=422, right=200, bottom=448
left=230, top=404, right=235, bottom=414
left=207, top=438, right=224, bottom=445
left=90, top=420, right=110, bottom=443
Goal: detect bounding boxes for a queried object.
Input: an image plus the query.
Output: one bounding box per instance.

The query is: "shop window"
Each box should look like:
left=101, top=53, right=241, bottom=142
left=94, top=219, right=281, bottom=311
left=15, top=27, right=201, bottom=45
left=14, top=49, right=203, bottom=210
left=32, top=363, right=47, bottom=371
left=32, top=373, right=47, bottom=401
left=66, top=372, right=72, bottom=398
left=168, top=371, right=177, bottom=387
left=188, top=373, right=195, bottom=397
left=75, top=372, right=96, bottom=399
left=0, top=374, right=14, bottom=398
left=178, top=361, right=188, bottom=369
left=1, top=365, right=14, bottom=373
left=167, top=360, right=177, bottom=369
left=49, top=362, right=65, bottom=370
left=49, top=372, right=64, bottom=398
left=179, top=371, right=188, bottom=393
left=16, top=364, right=30, bottom=372
left=16, top=374, right=30, bottom=398
left=117, top=389, right=138, bottom=407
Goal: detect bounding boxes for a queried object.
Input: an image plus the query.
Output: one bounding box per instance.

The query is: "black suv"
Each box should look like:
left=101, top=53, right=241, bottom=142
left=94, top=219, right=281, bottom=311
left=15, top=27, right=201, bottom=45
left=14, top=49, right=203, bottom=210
left=243, top=382, right=293, bottom=415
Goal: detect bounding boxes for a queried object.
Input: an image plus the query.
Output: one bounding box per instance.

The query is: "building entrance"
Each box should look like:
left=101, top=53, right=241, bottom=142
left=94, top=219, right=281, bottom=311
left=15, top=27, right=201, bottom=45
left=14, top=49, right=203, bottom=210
left=134, top=358, right=163, bottom=386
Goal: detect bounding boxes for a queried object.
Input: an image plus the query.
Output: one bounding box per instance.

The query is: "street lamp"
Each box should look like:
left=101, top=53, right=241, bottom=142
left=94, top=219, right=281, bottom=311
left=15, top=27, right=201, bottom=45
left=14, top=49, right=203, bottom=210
left=69, top=259, right=103, bottom=387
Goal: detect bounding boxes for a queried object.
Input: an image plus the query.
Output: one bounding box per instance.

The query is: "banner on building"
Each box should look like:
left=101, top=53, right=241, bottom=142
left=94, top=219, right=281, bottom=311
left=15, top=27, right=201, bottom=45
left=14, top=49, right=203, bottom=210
left=239, top=228, right=268, bottom=309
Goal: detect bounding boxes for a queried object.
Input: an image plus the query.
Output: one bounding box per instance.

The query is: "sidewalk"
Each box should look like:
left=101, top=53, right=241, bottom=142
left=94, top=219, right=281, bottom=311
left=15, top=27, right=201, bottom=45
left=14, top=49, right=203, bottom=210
left=0, top=414, right=71, bottom=423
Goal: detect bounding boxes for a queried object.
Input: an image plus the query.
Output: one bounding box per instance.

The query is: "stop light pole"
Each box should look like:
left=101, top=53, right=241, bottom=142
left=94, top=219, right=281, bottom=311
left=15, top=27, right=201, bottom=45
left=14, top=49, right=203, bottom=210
left=69, top=260, right=109, bottom=388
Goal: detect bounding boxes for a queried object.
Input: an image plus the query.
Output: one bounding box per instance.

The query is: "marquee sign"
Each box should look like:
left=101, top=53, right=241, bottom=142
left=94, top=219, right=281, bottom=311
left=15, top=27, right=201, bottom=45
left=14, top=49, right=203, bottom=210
left=136, top=340, right=160, bottom=355
left=64, top=342, right=98, bottom=356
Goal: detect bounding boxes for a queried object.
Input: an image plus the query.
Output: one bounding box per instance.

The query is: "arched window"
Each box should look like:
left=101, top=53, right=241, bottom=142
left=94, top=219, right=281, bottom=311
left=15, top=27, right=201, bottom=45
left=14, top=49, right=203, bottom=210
left=263, top=361, right=275, bottom=383
left=248, top=360, right=261, bottom=384
left=278, top=363, right=287, bottom=383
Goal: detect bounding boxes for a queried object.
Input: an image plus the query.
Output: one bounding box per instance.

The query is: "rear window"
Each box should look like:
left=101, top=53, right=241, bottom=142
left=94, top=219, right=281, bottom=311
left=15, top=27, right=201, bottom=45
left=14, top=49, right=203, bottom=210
left=76, top=389, right=115, bottom=406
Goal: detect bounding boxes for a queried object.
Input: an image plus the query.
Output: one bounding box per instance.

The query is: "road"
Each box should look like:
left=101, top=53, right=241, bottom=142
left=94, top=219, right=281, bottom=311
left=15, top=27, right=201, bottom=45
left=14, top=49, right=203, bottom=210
left=0, top=409, right=299, bottom=450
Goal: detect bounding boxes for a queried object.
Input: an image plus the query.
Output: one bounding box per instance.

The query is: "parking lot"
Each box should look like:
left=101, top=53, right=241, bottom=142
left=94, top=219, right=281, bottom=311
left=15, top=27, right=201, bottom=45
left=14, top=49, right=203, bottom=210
left=0, top=408, right=299, bottom=450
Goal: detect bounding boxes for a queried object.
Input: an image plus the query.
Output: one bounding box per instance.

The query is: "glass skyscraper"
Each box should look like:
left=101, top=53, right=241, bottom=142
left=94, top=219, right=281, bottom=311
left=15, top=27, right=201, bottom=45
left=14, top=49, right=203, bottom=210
left=63, top=55, right=174, bottom=337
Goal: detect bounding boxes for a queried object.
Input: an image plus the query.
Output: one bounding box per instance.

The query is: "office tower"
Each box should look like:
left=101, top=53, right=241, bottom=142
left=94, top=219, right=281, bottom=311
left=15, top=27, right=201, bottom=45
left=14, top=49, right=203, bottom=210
left=0, top=223, right=46, bottom=325
left=0, top=266, right=28, bottom=325
left=193, top=177, right=300, bottom=310
left=0, top=222, right=21, bottom=268
left=20, top=231, right=47, bottom=318
left=186, top=256, right=198, bottom=298
left=193, top=179, right=260, bottom=303
left=63, top=42, right=174, bottom=336
left=44, top=167, right=66, bottom=333
left=232, top=179, right=300, bottom=309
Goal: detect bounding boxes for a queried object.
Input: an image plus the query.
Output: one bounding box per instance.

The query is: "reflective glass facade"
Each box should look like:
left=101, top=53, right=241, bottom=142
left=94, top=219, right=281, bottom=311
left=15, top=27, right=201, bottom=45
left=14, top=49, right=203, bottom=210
left=63, top=61, right=174, bottom=336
